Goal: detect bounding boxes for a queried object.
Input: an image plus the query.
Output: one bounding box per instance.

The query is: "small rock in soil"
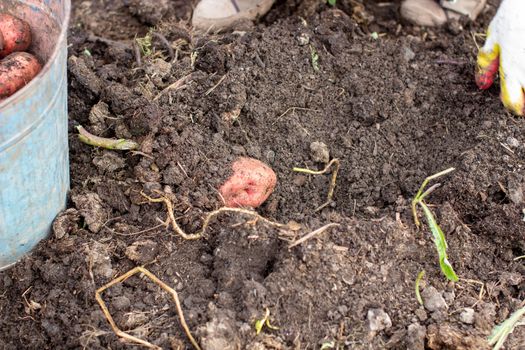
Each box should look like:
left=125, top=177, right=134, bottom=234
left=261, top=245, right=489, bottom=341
left=414, top=307, right=427, bottom=322
left=111, top=295, right=131, bottom=311
left=310, top=141, right=330, bottom=163
left=196, top=307, right=241, bottom=350
left=403, top=46, right=416, bottom=62
left=85, top=241, right=113, bottom=279
left=72, top=192, right=108, bottom=233
left=297, top=33, right=310, bottom=46
left=367, top=308, right=392, bottom=332
left=125, top=240, right=159, bottom=264
left=443, top=290, right=455, bottom=304
left=459, top=307, right=475, bottom=324
left=422, top=286, right=447, bottom=312
left=406, top=323, right=426, bottom=350
left=506, top=136, right=521, bottom=148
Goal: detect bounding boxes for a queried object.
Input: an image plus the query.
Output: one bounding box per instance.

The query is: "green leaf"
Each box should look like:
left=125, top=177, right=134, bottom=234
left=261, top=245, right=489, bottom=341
left=488, top=305, right=525, bottom=350
left=327, top=0, right=336, bottom=5
left=420, top=202, right=458, bottom=282
left=415, top=270, right=425, bottom=305
left=255, top=319, right=265, bottom=335
left=321, top=341, right=335, bottom=349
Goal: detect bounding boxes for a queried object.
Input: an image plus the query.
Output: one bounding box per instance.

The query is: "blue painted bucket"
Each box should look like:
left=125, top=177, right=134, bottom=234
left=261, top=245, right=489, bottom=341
left=0, top=0, right=71, bottom=269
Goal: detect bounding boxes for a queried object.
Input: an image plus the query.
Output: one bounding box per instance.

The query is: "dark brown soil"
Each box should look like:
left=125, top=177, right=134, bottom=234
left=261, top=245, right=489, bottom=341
left=2, top=0, right=525, bottom=349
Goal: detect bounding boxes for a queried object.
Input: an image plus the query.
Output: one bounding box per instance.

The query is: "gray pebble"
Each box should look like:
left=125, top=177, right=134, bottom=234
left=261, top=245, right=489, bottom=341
left=367, top=308, right=392, bottom=332
left=310, top=141, right=330, bottom=163
left=407, top=323, right=426, bottom=350
left=459, top=308, right=475, bottom=324
left=422, top=286, right=447, bottom=312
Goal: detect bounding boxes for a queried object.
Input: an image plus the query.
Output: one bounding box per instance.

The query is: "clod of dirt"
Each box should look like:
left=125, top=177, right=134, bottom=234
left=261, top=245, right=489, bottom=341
left=52, top=208, right=81, bottom=239
left=367, top=308, right=392, bottom=332
left=93, top=151, right=126, bottom=173
left=422, top=286, right=447, bottom=312
left=196, top=306, right=241, bottom=350
left=219, top=157, right=277, bottom=208
left=144, top=58, right=172, bottom=87
left=459, top=308, right=475, bottom=324
left=68, top=55, right=102, bottom=100
left=427, top=323, right=489, bottom=350
left=88, top=101, right=112, bottom=135
left=72, top=192, right=108, bottom=233
left=310, top=141, right=330, bottom=163
left=126, top=0, right=169, bottom=25
left=85, top=241, right=113, bottom=280
left=124, top=240, right=159, bottom=264
left=406, top=323, right=426, bottom=350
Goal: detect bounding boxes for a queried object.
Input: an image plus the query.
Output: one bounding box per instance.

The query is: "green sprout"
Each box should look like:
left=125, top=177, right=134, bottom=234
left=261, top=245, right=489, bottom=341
left=488, top=305, right=525, bottom=350
left=254, top=308, right=279, bottom=335
left=415, top=270, right=425, bottom=306
left=135, top=31, right=153, bottom=56
left=412, top=167, right=458, bottom=282
left=320, top=341, right=335, bottom=349
left=310, top=45, right=319, bottom=71
left=327, top=0, right=336, bottom=5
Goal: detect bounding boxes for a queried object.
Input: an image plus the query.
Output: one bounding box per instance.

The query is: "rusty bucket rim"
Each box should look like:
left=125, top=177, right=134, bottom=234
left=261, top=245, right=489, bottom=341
left=0, top=0, right=71, bottom=110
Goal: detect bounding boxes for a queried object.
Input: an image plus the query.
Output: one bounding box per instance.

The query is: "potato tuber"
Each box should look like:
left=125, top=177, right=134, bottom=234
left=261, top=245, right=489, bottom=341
left=0, top=52, right=42, bottom=98
left=219, top=157, right=277, bottom=208
left=0, top=13, right=32, bottom=58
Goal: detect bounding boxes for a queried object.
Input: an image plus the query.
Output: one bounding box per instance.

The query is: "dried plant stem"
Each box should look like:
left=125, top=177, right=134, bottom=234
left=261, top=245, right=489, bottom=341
left=288, top=223, right=340, bottom=248
left=293, top=158, right=340, bottom=211
left=140, top=190, right=290, bottom=240
left=95, top=266, right=201, bottom=350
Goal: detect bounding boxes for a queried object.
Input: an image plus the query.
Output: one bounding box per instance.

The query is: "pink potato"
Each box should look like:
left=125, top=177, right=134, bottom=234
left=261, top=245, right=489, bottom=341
left=0, top=52, right=42, bottom=98
left=219, top=157, right=277, bottom=208
left=0, top=13, right=32, bottom=58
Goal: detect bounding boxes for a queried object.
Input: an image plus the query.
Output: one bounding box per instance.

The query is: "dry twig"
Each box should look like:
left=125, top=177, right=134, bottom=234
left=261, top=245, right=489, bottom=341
left=154, top=72, right=196, bottom=101
left=288, top=223, right=340, bottom=248
left=293, top=159, right=340, bottom=211
left=140, top=190, right=290, bottom=240
left=95, top=266, right=201, bottom=350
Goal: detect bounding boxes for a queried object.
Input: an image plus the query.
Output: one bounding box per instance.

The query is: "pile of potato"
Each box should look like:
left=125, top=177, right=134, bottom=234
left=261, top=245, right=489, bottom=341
left=0, top=13, right=41, bottom=99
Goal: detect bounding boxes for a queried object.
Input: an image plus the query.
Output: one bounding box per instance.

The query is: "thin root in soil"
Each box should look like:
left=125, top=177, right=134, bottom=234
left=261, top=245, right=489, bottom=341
left=95, top=266, right=201, bottom=350
left=139, top=190, right=291, bottom=239
left=293, top=158, right=340, bottom=211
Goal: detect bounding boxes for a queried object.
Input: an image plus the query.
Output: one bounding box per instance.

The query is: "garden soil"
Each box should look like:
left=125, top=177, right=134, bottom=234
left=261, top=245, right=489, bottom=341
left=2, top=0, right=525, bottom=349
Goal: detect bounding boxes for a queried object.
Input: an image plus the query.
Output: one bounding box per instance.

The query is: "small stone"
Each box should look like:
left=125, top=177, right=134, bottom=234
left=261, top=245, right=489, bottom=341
left=266, top=150, right=276, bottom=163
left=310, top=141, right=330, bottom=163
left=403, top=46, right=416, bottom=62
left=507, top=137, right=521, bottom=148
left=443, top=290, right=455, bottom=304
left=367, top=308, right=392, bottom=332
left=407, top=323, right=426, bottom=350
left=414, top=307, right=427, bottom=322
left=297, top=33, right=310, bottom=46
left=112, top=296, right=131, bottom=311
left=422, top=286, right=447, bottom=312
left=459, top=308, right=475, bottom=324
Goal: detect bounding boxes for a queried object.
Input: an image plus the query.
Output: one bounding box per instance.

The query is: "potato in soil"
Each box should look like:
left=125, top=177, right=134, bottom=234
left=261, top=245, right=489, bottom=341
left=219, top=157, right=277, bottom=208
left=0, top=13, right=32, bottom=58
left=0, top=52, right=42, bottom=98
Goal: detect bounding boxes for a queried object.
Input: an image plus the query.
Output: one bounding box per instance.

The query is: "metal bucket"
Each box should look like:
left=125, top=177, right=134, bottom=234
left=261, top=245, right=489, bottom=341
left=0, top=0, right=71, bottom=269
